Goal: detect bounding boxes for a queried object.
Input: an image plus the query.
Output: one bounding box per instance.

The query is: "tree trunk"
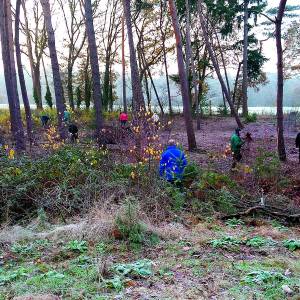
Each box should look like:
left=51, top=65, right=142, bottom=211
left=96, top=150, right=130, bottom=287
left=168, top=0, right=197, bottom=150
left=123, top=0, right=145, bottom=113
left=232, top=61, right=242, bottom=106
left=40, top=0, right=66, bottom=139
left=198, top=0, right=243, bottom=129
left=275, top=0, right=287, bottom=161
left=67, top=63, right=75, bottom=110
left=121, top=14, right=127, bottom=113
left=147, top=69, right=164, bottom=115
left=84, top=0, right=103, bottom=135
left=186, top=0, right=200, bottom=129
left=242, top=0, right=249, bottom=117
left=160, top=0, right=172, bottom=115
left=0, top=0, right=26, bottom=151
left=15, top=0, right=33, bottom=145
left=22, top=0, right=43, bottom=110
left=103, top=54, right=111, bottom=111
left=163, top=44, right=172, bottom=116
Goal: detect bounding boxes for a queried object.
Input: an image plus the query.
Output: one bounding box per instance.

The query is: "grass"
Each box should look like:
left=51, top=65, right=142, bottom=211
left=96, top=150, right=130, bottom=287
left=1, top=218, right=300, bottom=299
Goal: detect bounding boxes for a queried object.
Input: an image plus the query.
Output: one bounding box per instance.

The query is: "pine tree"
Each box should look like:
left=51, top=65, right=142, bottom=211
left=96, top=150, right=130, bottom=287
left=33, top=87, right=40, bottom=108
left=45, top=85, right=53, bottom=108
left=76, top=86, right=82, bottom=109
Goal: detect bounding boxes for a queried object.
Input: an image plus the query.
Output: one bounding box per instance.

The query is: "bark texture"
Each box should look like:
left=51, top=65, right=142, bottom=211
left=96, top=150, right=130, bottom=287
left=0, top=0, right=26, bottom=151
left=15, top=0, right=33, bottom=145
left=275, top=0, right=287, bottom=161
left=40, top=0, right=66, bottom=139
left=169, top=0, right=197, bottom=150
left=84, top=0, right=103, bottom=135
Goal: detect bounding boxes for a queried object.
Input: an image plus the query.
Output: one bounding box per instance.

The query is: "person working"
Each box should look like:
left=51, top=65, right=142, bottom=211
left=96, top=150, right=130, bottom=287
left=296, top=132, right=300, bottom=163
left=230, top=128, right=244, bottom=168
left=68, top=124, right=79, bottom=143
left=152, top=113, right=159, bottom=125
left=40, top=114, right=50, bottom=127
left=159, top=140, right=187, bottom=182
left=63, top=110, right=71, bottom=123
left=119, top=111, right=128, bottom=127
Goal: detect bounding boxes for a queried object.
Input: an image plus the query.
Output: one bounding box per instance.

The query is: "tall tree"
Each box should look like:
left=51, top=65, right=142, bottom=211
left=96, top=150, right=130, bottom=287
left=21, top=0, right=47, bottom=110
left=275, top=0, right=287, bottom=161
left=260, top=2, right=300, bottom=160
left=0, top=0, right=26, bottom=151
left=121, top=13, right=127, bottom=113
left=198, top=0, right=243, bottom=129
left=242, top=0, right=249, bottom=117
left=185, top=0, right=200, bottom=129
left=123, top=0, right=145, bottom=112
left=84, top=0, right=103, bottom=134
left=168, top=0, right=197, bottom=150
left=159, top=0, right=173, bottom=115
left=15, top=0, right=33, bottom=145
left=58, top=0, right=87, bottom=110
left=40, top=0, right=66, bottom=139
left=101, top=0, right=122, bottom=111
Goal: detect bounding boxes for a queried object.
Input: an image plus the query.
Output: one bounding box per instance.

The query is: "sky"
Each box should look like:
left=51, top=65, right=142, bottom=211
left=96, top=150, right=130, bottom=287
left=0, top=0, right=299, bottom=76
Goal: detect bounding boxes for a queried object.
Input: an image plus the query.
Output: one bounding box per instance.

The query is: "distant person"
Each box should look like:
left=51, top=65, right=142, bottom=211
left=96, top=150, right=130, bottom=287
left=68, top=124, right=79, bottom=143
left=152, top=113, right=160, bottom=126
left=119, top=111, right=128, bottom=127
left=40, top=115, right=50, bottom=127
left=230, top=128, right=245, bottom=168
left=63, top=110, right=71, bottom=123
left=296, top=132, right=300, bottom=163
left=159, top=140, right=187, bottom=182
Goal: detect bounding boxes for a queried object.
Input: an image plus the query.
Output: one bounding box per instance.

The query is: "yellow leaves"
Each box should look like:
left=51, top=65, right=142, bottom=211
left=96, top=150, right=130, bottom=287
left=43, top=126, right=64, bottom=151
left=8, top=149, right=15, bottom=160
left=130, top=171, right=136, bottom=180
left=243, top=164, right=253, bottom=174
left=14, top=167, right=22, bottom=176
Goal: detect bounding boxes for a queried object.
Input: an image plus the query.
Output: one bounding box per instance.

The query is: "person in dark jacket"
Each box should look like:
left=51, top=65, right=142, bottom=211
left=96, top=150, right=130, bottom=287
left=296, top=132, right=300, bottom=163
left=40, top=115, right=50, bottom=127
left=159, top=140, right=187, bottom=182
left=68, top=124, right=79, bottom=143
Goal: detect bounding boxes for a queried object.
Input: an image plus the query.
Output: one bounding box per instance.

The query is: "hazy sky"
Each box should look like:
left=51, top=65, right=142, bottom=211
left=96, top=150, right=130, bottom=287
left=0, top=0, right=299, bottom=76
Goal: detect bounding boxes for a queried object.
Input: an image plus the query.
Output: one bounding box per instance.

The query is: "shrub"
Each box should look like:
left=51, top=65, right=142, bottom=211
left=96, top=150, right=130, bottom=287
left=205, top=188, right=238, bottom=215
left=115, top=198, right=145, bottom=246
left=245, top=236, right=270, bottom=248
left=225, top=218, right=245, bottom=228
left=283, top=239, right=300, bottom=251
left=166, top=185, right=186, bottom=212
left=253, top=149, right=280, bottom=182
left=210, top=236, right=241, bottom=249
left=217, top=104, right=229, bottom=116
left=65, top=240, right=88, bottom=253
left=198, top=171, right=236, bottom=190
left=182, top=163, right=201, bottom=186
left=0, top=146, right=109, bottom=222
left=244, top=113, right=257, bottom=123
left=243, top=270, right=286, bottom=285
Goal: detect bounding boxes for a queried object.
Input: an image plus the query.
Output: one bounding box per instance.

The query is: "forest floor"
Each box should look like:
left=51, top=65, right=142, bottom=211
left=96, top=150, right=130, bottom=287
left=0, top=115, right=300, bottom=300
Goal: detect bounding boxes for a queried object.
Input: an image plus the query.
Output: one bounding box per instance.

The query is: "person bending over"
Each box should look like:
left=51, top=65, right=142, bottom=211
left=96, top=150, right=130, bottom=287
left=231, top=128, right=244, bottom=168
left=159, top=140, right=187, bottom=183
left=68, top=124, right=79, bottom=143
left=40, top=115, right=50, bottom=127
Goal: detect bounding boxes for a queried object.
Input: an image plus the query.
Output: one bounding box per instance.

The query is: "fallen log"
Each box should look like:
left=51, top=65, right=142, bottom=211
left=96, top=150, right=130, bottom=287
left=220, top=205, right=300, bottom=224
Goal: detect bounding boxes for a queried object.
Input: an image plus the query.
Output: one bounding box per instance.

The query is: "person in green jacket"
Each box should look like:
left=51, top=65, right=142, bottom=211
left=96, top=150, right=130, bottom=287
left=231, top=128, right=244, bottom=168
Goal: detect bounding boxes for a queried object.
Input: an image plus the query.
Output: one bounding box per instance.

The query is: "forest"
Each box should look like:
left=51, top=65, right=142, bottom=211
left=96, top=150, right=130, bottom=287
left=0, top=0, right=300, bottom=299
